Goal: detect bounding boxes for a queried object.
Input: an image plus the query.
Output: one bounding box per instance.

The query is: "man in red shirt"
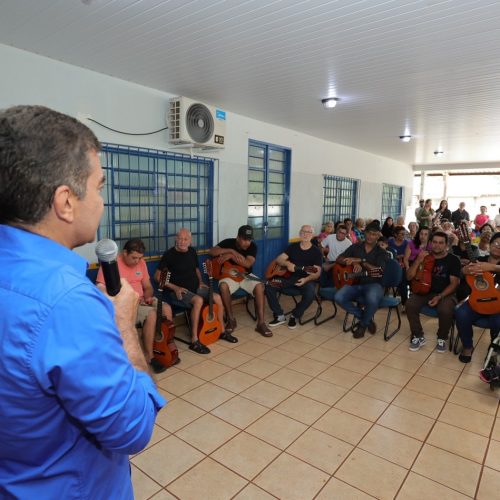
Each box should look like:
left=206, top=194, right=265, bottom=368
left=97, top=239, right=172, bottom=373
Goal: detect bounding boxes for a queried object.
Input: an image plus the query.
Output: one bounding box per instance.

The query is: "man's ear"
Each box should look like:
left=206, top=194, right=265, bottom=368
left=52, top=185, right=76, bottom=223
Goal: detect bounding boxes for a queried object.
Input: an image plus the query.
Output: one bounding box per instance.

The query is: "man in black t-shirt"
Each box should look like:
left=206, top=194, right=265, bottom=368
left=154, top=228, right=231, bottom=355
left=406, top=231, right=460, bottom=353
left=209, top=225, right=272, bottom=337
left=265, top=224, right=322, bottom=329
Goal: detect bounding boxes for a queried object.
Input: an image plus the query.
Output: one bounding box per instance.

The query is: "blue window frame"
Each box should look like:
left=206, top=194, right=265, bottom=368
left=323, top=175, right=359, bottom=223
left=381, top=184, right=403, bottom=220
left=99, top=143, right=215, bottom=254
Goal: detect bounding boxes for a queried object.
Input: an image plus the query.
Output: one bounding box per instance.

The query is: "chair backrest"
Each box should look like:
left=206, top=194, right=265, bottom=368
left=381, top=258, right=402, bottom=288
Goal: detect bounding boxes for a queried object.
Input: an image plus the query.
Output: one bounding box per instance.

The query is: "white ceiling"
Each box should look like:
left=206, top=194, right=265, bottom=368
left=2, top=0, right=500, bottom=167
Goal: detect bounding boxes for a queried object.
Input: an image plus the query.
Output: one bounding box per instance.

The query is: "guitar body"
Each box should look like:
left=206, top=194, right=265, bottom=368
left=211, top=259, right=246, bottom=282
left=153, top=319, right=179, bottom=368
left=332, top=263, right=383, bottom=289
left=265, top=259, right=290, bottom=279
left=410, top=255, right=435, bottom=295
left=198, top=302, right=222, bottom=345
left=466, top=273, right=500, bottom=314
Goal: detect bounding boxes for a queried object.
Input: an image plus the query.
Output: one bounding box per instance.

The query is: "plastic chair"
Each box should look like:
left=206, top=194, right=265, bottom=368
left=314, top=269, right=338, bottom=325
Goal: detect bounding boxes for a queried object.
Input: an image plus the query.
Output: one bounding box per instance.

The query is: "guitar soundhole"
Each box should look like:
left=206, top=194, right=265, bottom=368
left=207, top=314, right=215, bottom=322
left=205, top=327, right=218, bottom=334
left=154, top=332, right=165, bottom=342
left=474, top=277, right=489, bottom=291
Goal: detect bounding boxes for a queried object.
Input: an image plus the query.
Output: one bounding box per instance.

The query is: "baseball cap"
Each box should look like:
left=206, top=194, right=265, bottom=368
left=237, top=225, right=253, bottom=240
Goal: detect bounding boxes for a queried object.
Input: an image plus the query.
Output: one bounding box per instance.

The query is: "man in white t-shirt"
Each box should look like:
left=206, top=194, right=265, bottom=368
left=322, top=223, right=353, bottom=262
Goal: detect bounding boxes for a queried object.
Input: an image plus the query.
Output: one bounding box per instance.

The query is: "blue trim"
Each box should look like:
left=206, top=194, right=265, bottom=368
left=322, top=175, right=359, bottom=223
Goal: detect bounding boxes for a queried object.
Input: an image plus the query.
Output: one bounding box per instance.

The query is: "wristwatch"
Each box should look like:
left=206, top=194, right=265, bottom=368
left=361, top=258, right=366, bottom=263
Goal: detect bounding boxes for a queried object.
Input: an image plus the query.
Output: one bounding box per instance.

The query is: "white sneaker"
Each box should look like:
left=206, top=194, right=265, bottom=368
left=436, top=339, right=446, bottom=353
left=269, top=315, right=286, bottom=327
left=409, top=336, right=426, bottom=351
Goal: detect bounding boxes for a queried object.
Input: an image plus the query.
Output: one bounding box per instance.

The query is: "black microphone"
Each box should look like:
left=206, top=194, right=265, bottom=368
left=95, top=239, right=121, bottom=296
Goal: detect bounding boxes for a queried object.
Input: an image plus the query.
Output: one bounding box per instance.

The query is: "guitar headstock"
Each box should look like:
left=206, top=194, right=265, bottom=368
left=458, top=221, right=471, bottom=244
left=158, top=268, right=171, bottom=291
left=203, top=260, right=214, bottom=279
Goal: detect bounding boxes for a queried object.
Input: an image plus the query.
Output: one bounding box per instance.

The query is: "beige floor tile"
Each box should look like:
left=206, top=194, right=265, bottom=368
left=492, top=417, right=500, bottom=441
left=175, top=413, right=240, bottom=454
left=304, top=345, right=346, bottom=364
left=477, top=466, right=500, bottom=500
left=253, top=332, right=289, bottom=348
left=156, top=387, right=176, bottom=402
left=412, top=444, right=481, bottom=497
left=423, top=351, right=463, bottom=372
left=313, top=407, right=372, bottom=445
left=350, top=345, right=389, bottom=363
left=298, top=378, right=347, bottom=405
left=238, top=357, right=281, bottom=378
left=258, top=346, right=301, bottom=366
left=396, top=471, right=471, bottom=500
left=213, top=349, right=253, bottom=368
left=448, top=386, right=499, bottom=415
left=211, top=369, right=260, bottom=393
left=158, top=371, right=205, bottom=396
left=287, top=356, right=330, bottom=376
left=416, top=363, right=461, bottom=384
left=287, top=427, right=353, bottom=474
left=381, top=353, right=424, bottom=373
left=317, top=365, right=364, bottom=389
left=353, top=376, right=402, bottom=403
left=235, top=340, right=272, bottom=356
left=334, top=354, right=379, bottom=375
left=254, top=452, right=329, bottom=500
left=211, top=432, right=281, bottom=480
left=295, top=330, right=331, bottom=346
left=211, top=395, right=269, bottom=429
left=392, top=342, right=431, bottom=361
left=334, top=390, right=388, bottom=422
left=485, top=438, right=500, bottom=471
left=131, top=435, right=203, bottom=486
left=265, top=366, right=312, bottom=391
left=438, top=402, right=495, bottom=437
left=245, top=410, right=307, bottom=449
left=240, top=380, right=292, bottom=408
left=274, top=393, right=329, bottom=425
left=184, top=359, right=232, bottom=380
left=131, top=464, right=162, bottom=500
left=148, top=490, right=177, bottom=500
left=278, top=339, right=316, bottom=355
left=154, top=398, right=205, bottom=433
left=427, top=421, right=489, bottom=463
left=181, top=382, right=235, bottom=411
left=405, top=375, right=453, bottom=400
left=335, top=448, right=407, bottom=500
left=378, top=405, right=435, bottom=441
left=358, top=424, right=422, bottom=468
left=321, top=338, right=358, bottom=354
left=232, top=483, right=276, bottom=499
left=316, top=477, right=376, bottom=499
left=363, top=336, right=401, bottom=353
left=155, top=365, right=182, bottom=382
left=392, top=388, right=445, bottom=418
left=368, top=364, right=414, bottom=386
left=142, top=424, right=169, bottom=452
left=456, top=372, right=499, bottom=396
left=167, top=350, right=205, bottom=370
left=167, top=457, right=247, bottom=499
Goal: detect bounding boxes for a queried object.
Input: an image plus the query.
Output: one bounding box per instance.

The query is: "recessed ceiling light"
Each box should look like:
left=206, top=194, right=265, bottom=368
left=399, top=135, right=412, bottom=142
left=321, top=97, right=339, bottom=109
left=434, top=150, right=444, bottom=158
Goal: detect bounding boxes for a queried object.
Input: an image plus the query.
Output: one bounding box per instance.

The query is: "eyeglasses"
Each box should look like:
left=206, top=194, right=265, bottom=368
left=337, top=231, right=347, bottom=236
left=300, top=230, right=313, bottom=234
left=491, top=241, right=500, bottom=248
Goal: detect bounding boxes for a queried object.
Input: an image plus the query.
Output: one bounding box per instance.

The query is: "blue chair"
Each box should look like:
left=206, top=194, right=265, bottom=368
left=212, top=280, right=257, bottom=321
left=278, top=285, right=322, bottom=325
left=343, top=259, right=403, bottom=341
left=314, top=269, right=338, bottom=325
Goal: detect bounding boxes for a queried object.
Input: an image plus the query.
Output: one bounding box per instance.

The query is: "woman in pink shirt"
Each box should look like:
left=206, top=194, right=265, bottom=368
left=474, top=206, right=490, bottom=232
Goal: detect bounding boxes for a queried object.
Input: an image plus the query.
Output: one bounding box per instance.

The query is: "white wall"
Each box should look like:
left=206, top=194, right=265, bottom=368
left=0, top=44, right=414, bottom=260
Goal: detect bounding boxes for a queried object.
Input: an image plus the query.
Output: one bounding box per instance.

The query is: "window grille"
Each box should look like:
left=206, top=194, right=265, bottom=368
left=381, top=183, right=403, bottom=220
left=322, top=175, right=359, bottom=223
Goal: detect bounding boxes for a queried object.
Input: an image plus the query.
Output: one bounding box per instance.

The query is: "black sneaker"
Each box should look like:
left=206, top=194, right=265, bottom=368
left=269, top=315, right=286, bottom=327
left=352, top=324, right=366, bottom=338
left=288, top=316, right=297, bottom=330
left=150, top=358, right=167, bottom=374
left=220, top=331, right=238, bottom=343
left=479, top=366, right=500, bottom=384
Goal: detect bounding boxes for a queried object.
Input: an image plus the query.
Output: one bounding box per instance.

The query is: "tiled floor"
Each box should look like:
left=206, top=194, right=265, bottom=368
left=131, top=300, right=500, bottom=499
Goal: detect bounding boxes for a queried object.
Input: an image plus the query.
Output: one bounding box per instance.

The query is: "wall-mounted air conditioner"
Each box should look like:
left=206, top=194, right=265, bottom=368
left=168, top=96, right=226, bottom=149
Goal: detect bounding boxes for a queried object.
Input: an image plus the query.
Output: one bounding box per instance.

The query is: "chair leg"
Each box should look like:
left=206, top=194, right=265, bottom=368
left=343, top=312, right=356, bottom=332
left=448, top=319, right=455, bottom=352
left=245, top=295, right=257, bottom=321
left=298, top=295, right=322, bottom=325
left=383, top=306, right=401, bottom=341
left=173, top=311, right=192, bottom=346
left=314, top=299, right=337, bottom=326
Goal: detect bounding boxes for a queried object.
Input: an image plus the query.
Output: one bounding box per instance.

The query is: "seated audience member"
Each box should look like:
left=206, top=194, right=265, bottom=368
left=417, top=199, right=434, bottom=229
left=457, top=232, right=500, bottom=364
left=452, top=238, right=479, bottom=266
left=97, top=239, right=172, bottom=374
left=455, top=232, right=500, bottom=363
left=477, top=231, right=491, bottom=257
left=353, top=218, right=365, bottom=241
left=381, top=217, right=395, bottom=238
left=495, top=208, right=500, bottom=230
left=378, top=236, right=396, bottom=258
left=334, top=221, right=390, bottom=338
left=344, top=218, right=357, bottom=243
left=474, top=205, right=490, bottom=233
left=208, top=225, right=272, bottom=338
left=389, top=226, right=410, bottom=308
left=321, top=223, right=352, bottom=266
left=317, top=221, right=334, bottom=243
left=407, top=221, right=418, bottom=240
left=404, top=227, right=431, bottom=269
left=265, top=225, right=322, bottom=329
left=435, top=200, right=452, bottom=223
left=451, top=202, right=470, bottom=228
left=405, top=232, right=460, bottom=352
left=155, top=228, right=233, bottom=355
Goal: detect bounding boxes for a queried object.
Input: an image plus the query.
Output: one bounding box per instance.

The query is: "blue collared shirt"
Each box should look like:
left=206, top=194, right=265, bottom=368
left=0, top=225, right=166, bottom=499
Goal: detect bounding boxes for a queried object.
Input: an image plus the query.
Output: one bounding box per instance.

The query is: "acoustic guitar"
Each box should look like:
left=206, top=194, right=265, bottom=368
left=152, top=269, right=180, bottom=369
left=198, top=261, right=223, bottom=345
left=332, top=263, right=383, bottom=289
left=265, top=259, right=317, bottom=280
left=410, top=254, right=435, bottom=295
left=458, top=222, right=500, bottom=314
left=211, top=259, right=261, bottom=283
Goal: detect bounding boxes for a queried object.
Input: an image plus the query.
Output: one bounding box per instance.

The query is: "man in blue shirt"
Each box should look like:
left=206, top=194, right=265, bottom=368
left=0, top=105, right=165, bottom=499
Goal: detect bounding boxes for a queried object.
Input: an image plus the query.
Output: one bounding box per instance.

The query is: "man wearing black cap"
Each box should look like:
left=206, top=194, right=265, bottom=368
left=209, top=225, right=272, bottom=337
left=334, top=220, right=390, bottom=338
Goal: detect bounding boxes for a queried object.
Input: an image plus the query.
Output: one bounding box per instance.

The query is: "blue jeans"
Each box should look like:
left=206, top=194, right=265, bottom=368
left=335, top=283, right=384, bottom=327
left=265, top=279, right=316, bottom=319
left=455, top=301, right=500, bottom=349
